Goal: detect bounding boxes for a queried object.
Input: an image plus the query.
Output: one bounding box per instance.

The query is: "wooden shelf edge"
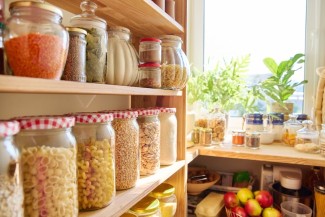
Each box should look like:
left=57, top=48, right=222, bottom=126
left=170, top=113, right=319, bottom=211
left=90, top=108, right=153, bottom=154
left=78, top=160, right=185, bottom=217
left=0, top=75, right=182, bottom=96
left=186, top=146, right=200, bottom=163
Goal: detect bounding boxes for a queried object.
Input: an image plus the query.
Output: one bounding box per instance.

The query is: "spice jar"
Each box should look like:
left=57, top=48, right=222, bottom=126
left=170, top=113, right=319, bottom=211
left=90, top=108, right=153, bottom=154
left=0, top=121, right=23, bottom=217
left=320, top=124, right=325, bottom=157
left=295, top=120, right=320, bottom=153
left=282, top=114, right=303, bottom=146
left=232, top=130, right=245, bottom=146
left=15, top=116, right=78, bottom=217
left=70, top=0, right=107, bottom=83
left=128, top=196, right=162, bottom=217
left=62, top=27, right=87, bottom=82
left=157, top=107, right=177, bottom=165
left=191, top=127, right=200, bottom=145
left=246, top=132, right=261, bottom=149
left=208, top=108, right=226, bottom=144
left=149, top=183, right=177, bottom=217
left=199, top=128, right=212, bottom=146
left=269, top=112, right=284, bottom=141
left=4, top=1, right=69, bottom=79
left=139, top=63, right=161, bottom=88
left=72, top=113, right=115, bottom=211
left=110, top=111, right=139, bottom=190
left=139, top=38, right=161, bottom=63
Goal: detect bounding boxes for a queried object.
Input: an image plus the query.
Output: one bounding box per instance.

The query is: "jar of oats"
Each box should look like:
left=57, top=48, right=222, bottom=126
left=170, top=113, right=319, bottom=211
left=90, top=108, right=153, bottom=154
left=0, top=120, right=23, bottom=217
left=15, top=116, right=78, bottom=217
left=110, top=111, right=139, bottom=190
left=72, top=113, right=115, bottom=211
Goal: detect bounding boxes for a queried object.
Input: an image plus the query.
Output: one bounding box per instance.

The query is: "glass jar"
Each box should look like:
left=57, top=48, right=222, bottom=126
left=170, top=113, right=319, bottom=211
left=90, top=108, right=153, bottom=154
left=72, top=113, right=115, bottom=211
left=191, top=127, right=200, bottom=145
left=232, top=130, right=245, bottom=146
left=15, top=116, right=78, bottom=217
left=139, top=63, right=161, bottom=88
left=139, top=38, right=161, bottom=63
left=157, top=107, right=177, bottom=165
left=178, top=46, right=190, bottom=89
left=70, top=0, right=107, bottom=83
left=149, top=183, right=177, bottom=217
left=244, top=113, right=264, bottom=133
left=246, top=132, right=261, bottom=149
left=208, top=108, right=226, bottom=144
left=295, top=120, right=320, bottom=153
left=0, top=121, right=23, bottom=217
left=282, top=114, right=303, bottom=146
left=129, top=196, right=161, bottom=217
left=106, top=26, right=139, bottom=86
left=269, top=112, right=284, bottom=142
left=199, top=128, right=212, bottom=146
left=320, top=124, right=325, bottom=157
left=4, top=1, right=69, bottom=79
left=110, top=111, right=139, bottom=190
left=62, top=27, right=87, bottom=82
left=159, top=35, right=184, bottom=90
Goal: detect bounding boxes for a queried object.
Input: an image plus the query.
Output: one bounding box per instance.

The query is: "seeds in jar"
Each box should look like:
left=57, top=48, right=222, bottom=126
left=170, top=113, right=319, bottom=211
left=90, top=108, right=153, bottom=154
left=21, top=146, right=78, bottom=217
left=139, top=78, right=161, bottom=88
left=161, top=64, right=183, bottom=89
left=77, top=138, right=115, bottom=210
left=139, top=50, right=161, bottom=63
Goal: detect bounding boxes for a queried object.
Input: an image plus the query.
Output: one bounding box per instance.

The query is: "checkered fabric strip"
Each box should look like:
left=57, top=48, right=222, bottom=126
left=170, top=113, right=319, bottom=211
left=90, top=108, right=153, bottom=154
left=74, top=113, right=113, bottom=123
left=157, top=107, right=177, bottom=113
left=0, top=121, right=20, bottom=137
left=17, top=116, right=75, bottom=130
left=109, top=110, right=138, bottom=119
left=135, top=108, right=160, bottom=116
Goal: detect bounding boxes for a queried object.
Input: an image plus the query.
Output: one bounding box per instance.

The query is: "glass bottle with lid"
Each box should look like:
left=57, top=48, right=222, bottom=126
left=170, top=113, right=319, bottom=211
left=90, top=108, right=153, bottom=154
left=149, top=183, right=177, bottom=217
left=295, top=120, right=320, bottom=153
left=0, top=121, right=23, bottom=217
left=4, top=1, right=69, bottom=79
left=70, top=0, right=107, bottom=83
left=282, top=114, right=303, bottom=146
left=128, top=196, right=162, bottom=217
left=72, top=113, right=115, bottom=211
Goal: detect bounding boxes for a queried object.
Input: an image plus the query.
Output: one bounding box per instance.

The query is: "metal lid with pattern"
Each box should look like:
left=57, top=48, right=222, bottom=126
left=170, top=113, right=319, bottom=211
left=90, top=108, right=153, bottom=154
left=0, top=121, right=20, bottom=137
left=16, top=116, right=75, bottom=130
left=74, top=113, right=113, bottom=123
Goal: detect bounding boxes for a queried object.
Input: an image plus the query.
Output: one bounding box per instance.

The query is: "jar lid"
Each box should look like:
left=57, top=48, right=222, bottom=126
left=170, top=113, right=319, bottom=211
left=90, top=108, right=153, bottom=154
left=16, top=116, right=75, bottom=130
left=150, top=183, right=175, bottom=198
left=109, top=26, right=130, bottom=33
left=297, top=113, right=308, bottom=121
left=201, top=127, right=212, bottom=132
left=232, top=129, right=246, bottom=133
left=135, top=109, right=160, bottom=116
left=139, top=63, right=161, bottom=68
left=9, top=1, right=63, bottom=17
left=65, top=27, right=88, bottom=35
left=280, top=171, right=302, bottom=190
left=140, top=38, right=161, bottom=43
left=129, top=196, right=160, bottom=214
left=159, top=35, right=182, bottom=42
left=109, top=111, right=138, bottom=119
left=74, top=113, right=113, bottom=123
left=246, top=132, right=261, bottom=137
left=0, top=121, right=20, bottom=137
left=157, top=107, right=176, bottom=114
left=315, top=181, right=325, bottom=194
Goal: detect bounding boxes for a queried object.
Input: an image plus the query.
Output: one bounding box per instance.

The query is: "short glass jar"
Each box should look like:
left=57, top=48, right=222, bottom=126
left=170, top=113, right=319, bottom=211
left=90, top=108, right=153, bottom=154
left=320, top=124, right=325, bottom=157
left=199, top=128, right=212, bottom=146
left=139, top=38, right=161, bottom=63
left=15, top=116, right=78, bottom=217
left=191, top=127, right=200, bottom=145
left=232, top=130, right=245, bottom=146
left=72, top=113, right=115, bottom=211
left=149, top=183, right=177, bottom=217
left=282, top=114, right=303, bottom=146
left=0, top=121, right=23, bottom=217
left=139, top=63, right=161, bottom=88
left=4, top=1, right=69, bottom=79
left=246, top=132, right=261, bottom=149
left=295, top=120, right=320, bottom=153
left=128, top=196, right=162, bottom=217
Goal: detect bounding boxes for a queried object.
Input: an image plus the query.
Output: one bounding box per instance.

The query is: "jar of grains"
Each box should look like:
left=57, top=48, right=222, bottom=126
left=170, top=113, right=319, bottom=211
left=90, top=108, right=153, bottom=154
left=70, top=0, right=107, bottom=83
left=72, top=113, right=115, bottom=211
left=139, top=38, right=161, bottom=63
left=109, top=111, right=139, bottom=190
left=4, top=1, right=69, bottom=79
left=320, top=124, right=325, bottom=157
left=139, top=63, right=161, bottom=88
left=128, top=196, right=162, bottom=217
left=295, top=120, right=320, bottom=154
left=149, top=183, right=177, bottom=217
left=62, top=27, right=87, bottom=82
left=282, top=114, right=303, bottom=146
left=135, top=109, right=160, bottom=176
left=0, top=121, right=23, bottom=217
left=15, top=116, right=78, bottom=217
left=157, top=107, right=177, bottom=165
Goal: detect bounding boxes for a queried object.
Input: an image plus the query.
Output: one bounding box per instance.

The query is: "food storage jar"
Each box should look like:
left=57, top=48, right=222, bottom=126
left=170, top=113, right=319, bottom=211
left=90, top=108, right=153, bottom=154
left=269, top=112, right=284, bottom=141
left=139, top=38, right=161, bottom=63
left=139, top=63, right=161, bottom=88
left=246, top=132, right=261, bottom=149
left=135, top=109, right=160, bottom=176
left=15, top=116, right=78, bottom=217
left=106, top=26, right=139, bottom=86
left=62, top=27, right=87, bottom=82
left=320, top=124, right=325, bottom=157
left=208, top=108, right=226, bottom=144
left=295, top=120, right=320, bottom=153
left=109, top=111, right=139, bottom=190
left=0, top=121, right=23, bottom=217
left=191, top=127, right=200, bottom=145
left=149, top=183, right=177, bottom=217
left=70, top=0, right=107, bottom=83
left=244, top=113, right=265, bottom=133
left=282, top=114, right=303, bottom=146
left=199, top=127, right=212, bottom=146
left=72, top=113, right=115, bottom=211
left=157, top=107, right=177, bottom=165
left=4, top=1, right=69, bottom=79
left=128, top=196, right=162, bottom=217
left=232, top=130, right=245, bottom=146
left=178, top=45, right=190, bottom=89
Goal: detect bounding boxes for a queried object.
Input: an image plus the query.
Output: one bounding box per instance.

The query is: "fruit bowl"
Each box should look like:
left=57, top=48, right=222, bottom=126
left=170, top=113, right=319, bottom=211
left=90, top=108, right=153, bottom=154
left=187, top=167, right=220, bottom=195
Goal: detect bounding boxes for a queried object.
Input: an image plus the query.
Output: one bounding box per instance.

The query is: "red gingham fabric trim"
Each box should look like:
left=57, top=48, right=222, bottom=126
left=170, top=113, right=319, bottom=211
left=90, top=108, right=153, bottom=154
left=16, top=116, right=75, bottom=130
left=133, top=108, right=160, bottom=116
left=154, top=107, right=177, bottom=114
left=73, top=113, right=113, bottom=123
left=107, top=110, right=138, bottom=119
left=0, top=121, right=20, bottom=137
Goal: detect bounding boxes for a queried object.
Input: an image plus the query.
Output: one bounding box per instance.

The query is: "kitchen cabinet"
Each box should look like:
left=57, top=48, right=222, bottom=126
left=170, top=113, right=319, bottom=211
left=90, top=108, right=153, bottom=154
left=0, top=0, right=188, bottom=216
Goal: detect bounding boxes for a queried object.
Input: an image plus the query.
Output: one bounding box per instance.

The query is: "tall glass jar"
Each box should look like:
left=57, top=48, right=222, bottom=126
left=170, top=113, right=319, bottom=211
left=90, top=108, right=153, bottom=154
left=179, top=47, right=190, bottom=89
left=128, top=196, right=162, bottom=217
left=4, top=1, right=69, bottom=79
left=70, top=0, right=107, bottom=83
left=295, top=120, right=320, bottom=153
left=0, top=121, right=23, bottom=217
left=320, top=124, right=325, bottom=157
left=208, top=108, right=226, bottom=144
left=157, top=107, right=177, bottom=165
left=106, top=26, right=139, bottom=86
left=15, top=116, right=78, bottom=217
left=110, top=111, right=139, bottom=190
left=72, top=113, right=115, bottom=211
left=282, top=114, right=303, bottom=146
left=149, top=183, right=177, bottom=217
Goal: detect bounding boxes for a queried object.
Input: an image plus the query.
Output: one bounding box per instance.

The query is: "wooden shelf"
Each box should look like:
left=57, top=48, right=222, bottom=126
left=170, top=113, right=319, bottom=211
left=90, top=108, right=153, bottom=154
left=78, top=160, right=185, bottom=217
left=0, top=75, right=182, bottom=96
left=47, top=0, right=184, bottom=37
left=186, top=146, right=200, bottom=163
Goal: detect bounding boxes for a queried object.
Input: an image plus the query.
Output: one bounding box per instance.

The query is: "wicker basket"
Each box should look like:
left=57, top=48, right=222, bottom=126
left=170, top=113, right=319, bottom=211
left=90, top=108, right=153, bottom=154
left=225, top=207, right=245, bottom=217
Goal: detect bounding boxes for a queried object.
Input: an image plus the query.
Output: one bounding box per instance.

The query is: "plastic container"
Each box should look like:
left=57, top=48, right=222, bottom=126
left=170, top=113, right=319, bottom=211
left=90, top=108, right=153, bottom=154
left=319, top=124, right=325, bottom=157
left=0, top=121, right=23, bottom=217
left=72, top=113, right=115, bottom=211
left=195, top=192, right=224, bottom=217
left=295, top=120, right=320, bottom=153
left=4, top=1, right=69, bottom=79
left=270, top=112, right=284, bottom=141
left=128, top=196, right=161, bottom=217
left=70, top=0, right=107, bottom=83
left=139, top=63, right=161, bottom=88
left=245, top=132, right=261, bottom=149
left=149, top=183, right=177, bottom=217
left=15, top=116, right=78, bottom=217
left=280, top=201, right=312, bottom=217
left=139, top=38, right=161, bottom=63
left=282, top=114, right=303, bottom=146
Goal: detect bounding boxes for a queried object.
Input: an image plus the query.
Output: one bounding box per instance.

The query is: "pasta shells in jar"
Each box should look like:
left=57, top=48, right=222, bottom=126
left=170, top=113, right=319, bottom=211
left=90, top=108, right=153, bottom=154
left=72, top=113, right=115, bottom=211
left=15, top=116, right=78, bottom=217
